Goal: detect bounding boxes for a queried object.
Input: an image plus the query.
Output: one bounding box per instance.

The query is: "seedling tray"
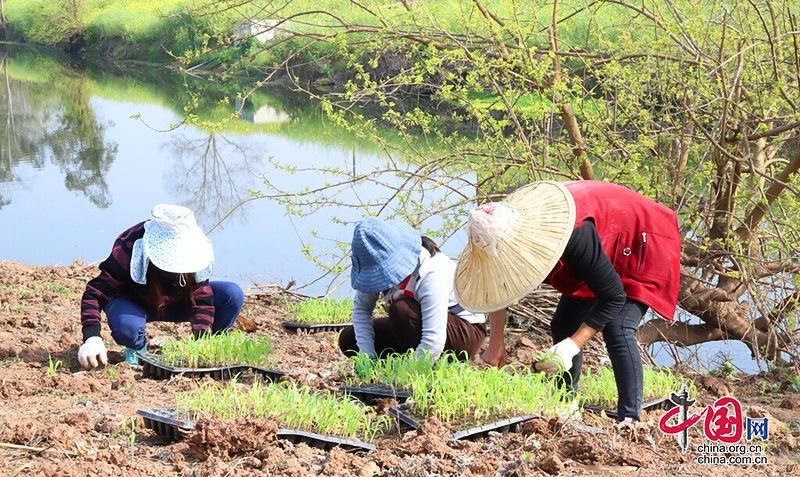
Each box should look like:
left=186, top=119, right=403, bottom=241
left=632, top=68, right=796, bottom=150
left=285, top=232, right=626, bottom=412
left=277, top=429, right=375, bottom=452
left=581, top=397, right=676, bottom=419
left=135, top=407, right=374, bottom=451
left=137, top=407, right=196, bottom=441
left=137, top=352, right=284, bottom=383
left=281, top=321, right=351, bottom=334
left=388, top=404, right=542, bottom=441
left=339, top=385, right=412, bottom=405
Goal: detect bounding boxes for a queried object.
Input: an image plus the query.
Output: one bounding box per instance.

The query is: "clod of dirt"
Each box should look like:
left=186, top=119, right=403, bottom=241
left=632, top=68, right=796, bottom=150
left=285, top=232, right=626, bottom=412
left=696, top=375, right=731, bottom=397
left=558, top=435, right=608, bottom=464
left=537, top=453, right=565, bottom=475
left=401, top=417, right=453, bottom=456
left=187, top=417, right=279, bottom=460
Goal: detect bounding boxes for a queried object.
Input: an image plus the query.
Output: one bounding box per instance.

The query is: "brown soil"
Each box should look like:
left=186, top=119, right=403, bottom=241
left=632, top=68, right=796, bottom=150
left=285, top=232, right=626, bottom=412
left=1, top=260, right=798, bottom=477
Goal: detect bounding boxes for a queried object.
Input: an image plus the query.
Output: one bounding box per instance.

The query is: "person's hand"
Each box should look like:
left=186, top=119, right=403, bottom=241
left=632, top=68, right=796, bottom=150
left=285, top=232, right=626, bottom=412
left=353, top=353, right=377, bottom=380
left=77, top=336, right=108, bottom=370
left=534, top=338, right=580, bottom=375
left=481, top=344, right=508, bottom=368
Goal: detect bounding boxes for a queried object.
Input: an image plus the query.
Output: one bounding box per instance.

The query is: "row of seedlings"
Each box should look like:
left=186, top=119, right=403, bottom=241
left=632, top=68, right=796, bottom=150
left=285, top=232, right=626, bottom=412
left=281, top=297, right=354, bottom=333
left=578, top=366, right=696, bottom=417
left=341, top=350, right=577, bottom=440
left=139, top=377, right=389, bottom=451
left=137, top=330, right=284, bottom=382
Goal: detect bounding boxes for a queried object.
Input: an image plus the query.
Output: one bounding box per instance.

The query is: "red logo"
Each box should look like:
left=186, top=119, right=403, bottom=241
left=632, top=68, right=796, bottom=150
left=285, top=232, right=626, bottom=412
left=659, top=395, right=743, bottom=443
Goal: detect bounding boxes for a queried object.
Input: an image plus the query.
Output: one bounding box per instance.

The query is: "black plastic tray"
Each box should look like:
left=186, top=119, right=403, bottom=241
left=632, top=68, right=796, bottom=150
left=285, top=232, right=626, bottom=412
left=581, top=397, right=676, bottom=419
left=137, top=407, right=196, bottom=441
left=137, top=352, right=284, bottom=383
left=277, top=429, right=375, bottom=452
left=387, top=404, right=422, bottom=429
left=339, top=385, right=412, bottom=405
left=281, top=321, right=351, bottom=334
left=388, top=404, right=542, bottom=441
left=136, top=407, right=374, bottom=451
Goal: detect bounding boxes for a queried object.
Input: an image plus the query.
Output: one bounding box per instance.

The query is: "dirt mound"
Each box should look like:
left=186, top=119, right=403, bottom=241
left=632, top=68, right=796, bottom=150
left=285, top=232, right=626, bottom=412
left=187, top=417, right=279, bottom=460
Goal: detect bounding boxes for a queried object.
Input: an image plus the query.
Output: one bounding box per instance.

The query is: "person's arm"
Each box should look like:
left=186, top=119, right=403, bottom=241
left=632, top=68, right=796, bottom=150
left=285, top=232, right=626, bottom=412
left=80, top=225, right=143, bottom=342
left=351, top=291, right=379, bottom=355
left=562, top=221, right=626, bottom=333
left=414, top=269, right=450, bottom=359
left=190, top=281, right=215, bottom=338
left=535, top=222, right=626, bottom=373
left=481, top=309, right=509, bottom=367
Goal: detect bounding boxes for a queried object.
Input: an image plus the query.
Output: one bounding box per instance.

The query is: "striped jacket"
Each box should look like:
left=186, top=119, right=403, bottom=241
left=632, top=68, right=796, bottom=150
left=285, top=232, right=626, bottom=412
left=80, top=222, right=215, bottom=341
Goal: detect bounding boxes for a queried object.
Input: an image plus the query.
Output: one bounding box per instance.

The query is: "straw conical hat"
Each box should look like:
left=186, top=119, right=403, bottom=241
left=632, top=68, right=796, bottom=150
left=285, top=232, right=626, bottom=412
left=454, top=181, right=575, bottom=312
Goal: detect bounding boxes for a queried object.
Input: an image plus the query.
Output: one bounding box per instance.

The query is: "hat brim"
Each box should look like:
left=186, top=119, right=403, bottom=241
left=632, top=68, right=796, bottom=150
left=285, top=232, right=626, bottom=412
left=454, top=181, right=575, bottom=312
left=144, top=221, right=213, bottom=274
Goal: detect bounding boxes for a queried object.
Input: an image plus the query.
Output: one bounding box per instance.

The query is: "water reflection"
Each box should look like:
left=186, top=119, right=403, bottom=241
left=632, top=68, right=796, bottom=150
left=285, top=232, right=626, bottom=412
left=163, top=131, right=265, bottom=229
left=0, top=51, right=118, bottom=209
left=0, top=46, right=450, bottom=296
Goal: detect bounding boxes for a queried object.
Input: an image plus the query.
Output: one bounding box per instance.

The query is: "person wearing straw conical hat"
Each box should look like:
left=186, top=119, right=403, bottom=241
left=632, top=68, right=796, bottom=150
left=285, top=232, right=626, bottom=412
left=454, top=181, right=681, bottom=422
left=77, top=204, right=245, bottom=369
left=338, top=217, right=487, bottom=363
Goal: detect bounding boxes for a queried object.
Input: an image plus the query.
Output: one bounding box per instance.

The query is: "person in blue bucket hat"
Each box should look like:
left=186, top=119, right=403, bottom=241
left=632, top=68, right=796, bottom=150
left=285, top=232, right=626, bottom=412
left=77, top=204, right=245, bottom=369
left=338, top=217, right=487, bottom=363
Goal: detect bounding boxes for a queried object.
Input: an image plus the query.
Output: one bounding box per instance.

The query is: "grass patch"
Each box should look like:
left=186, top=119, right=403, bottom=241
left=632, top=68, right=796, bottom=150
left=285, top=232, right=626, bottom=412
left=284, top=297, right=353, bottom=325
left=158, top=330, right=273, bottom=368
left=176, top=378, right=390, bottom=440
left=579, top=366, right=697, bottom=409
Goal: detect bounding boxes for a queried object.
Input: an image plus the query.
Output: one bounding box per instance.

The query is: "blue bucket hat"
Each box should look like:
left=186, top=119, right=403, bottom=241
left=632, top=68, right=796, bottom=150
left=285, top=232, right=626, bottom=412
left=350, top=217, right=421, bottom=293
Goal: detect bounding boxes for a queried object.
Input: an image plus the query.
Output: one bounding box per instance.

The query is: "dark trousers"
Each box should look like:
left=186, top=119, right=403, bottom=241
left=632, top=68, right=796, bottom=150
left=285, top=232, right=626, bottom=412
left=338, top=297, right=487, bottom=361
left=105, top=281, right=244, bottom=349
left=550, top=295, right=648, bottom=421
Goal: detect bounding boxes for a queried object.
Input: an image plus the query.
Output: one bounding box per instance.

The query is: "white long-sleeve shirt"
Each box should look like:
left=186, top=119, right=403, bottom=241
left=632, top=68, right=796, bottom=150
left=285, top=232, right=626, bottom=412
left=352, top=249, right=485, bottom=359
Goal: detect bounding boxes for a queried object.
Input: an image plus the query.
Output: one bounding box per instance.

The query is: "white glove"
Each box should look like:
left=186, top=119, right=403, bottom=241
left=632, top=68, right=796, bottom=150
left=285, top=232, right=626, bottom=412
left=78, top=336, right=108, bottom=369
left=535, top=338, right=580, bottom=375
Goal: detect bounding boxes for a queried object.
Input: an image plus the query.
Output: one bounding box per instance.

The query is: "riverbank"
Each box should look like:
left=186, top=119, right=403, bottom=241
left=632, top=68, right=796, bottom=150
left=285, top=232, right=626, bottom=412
left=1, top=259, right=799, bottom=476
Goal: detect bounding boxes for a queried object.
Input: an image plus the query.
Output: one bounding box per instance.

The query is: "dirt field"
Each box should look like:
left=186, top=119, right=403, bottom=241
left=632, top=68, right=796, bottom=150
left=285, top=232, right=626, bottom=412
left=1, top=260, right=798, bottom=477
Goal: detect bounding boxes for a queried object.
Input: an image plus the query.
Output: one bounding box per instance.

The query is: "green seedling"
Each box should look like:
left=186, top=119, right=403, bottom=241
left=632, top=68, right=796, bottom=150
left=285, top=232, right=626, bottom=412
left=159, top=330, right=273, bottom=368
left=176, top=378, right=390, bottom=441
left=362, top=355, right=576, bottom=426
left=47, top=354, right=63, bottom=376
left=284, top=297, right=353, bottom=325
left=579, top=366, right=696, bottom=409
left=106, top=367, right=119, bottom=380
left=709, top=359, right=737, bottom=380
left=343, top=350, right=436, bottom=389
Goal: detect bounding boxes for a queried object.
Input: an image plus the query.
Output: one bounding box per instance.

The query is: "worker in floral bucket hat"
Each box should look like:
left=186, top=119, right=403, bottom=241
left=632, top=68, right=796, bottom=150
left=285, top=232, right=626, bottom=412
left=454, top=181, right=681, bottom=423
left=77, top=204, right=244, bottom=369
left=338, top=217, right=486, bottom=367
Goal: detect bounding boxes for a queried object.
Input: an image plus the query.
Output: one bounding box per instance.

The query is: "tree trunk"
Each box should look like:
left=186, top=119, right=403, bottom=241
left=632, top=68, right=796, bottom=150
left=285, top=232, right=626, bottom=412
left=1, top=0, right=7, bottom=39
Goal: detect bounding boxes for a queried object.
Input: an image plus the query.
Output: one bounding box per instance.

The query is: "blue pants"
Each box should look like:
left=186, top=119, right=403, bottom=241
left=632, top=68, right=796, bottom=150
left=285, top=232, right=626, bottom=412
left=106, top=281, right=244, bottom=349
left=550, top=296, right=648, bottom=421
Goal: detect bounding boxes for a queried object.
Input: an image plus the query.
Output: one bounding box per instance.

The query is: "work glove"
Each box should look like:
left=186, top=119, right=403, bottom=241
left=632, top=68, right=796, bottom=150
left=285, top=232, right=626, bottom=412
left=353, top=353, right=378, bottom=380
left=534, top=337, right=580, bottom=375
left=77, top=336, right=108, bottom=370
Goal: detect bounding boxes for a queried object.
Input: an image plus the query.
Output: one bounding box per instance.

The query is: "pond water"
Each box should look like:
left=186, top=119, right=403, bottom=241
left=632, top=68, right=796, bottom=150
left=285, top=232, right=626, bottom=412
left=0, top=47, right=761, bottom=374
left=0, top=47, right=471, bottom=297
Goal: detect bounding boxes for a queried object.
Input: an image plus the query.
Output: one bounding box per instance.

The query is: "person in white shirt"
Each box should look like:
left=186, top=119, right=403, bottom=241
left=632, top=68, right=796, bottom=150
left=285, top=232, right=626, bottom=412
left=338, top=217, right=486, bottom=361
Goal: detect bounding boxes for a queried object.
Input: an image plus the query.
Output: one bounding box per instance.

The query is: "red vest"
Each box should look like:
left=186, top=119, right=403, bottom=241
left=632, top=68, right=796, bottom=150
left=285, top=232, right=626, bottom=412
left=545, top=181, right=681, bottom=320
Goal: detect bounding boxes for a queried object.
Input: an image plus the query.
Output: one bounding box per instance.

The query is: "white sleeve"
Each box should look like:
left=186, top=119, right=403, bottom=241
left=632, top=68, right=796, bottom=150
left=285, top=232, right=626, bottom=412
left=413, top=269, right=450, bottom=359
left=352, top=291, right=379, bottom=355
